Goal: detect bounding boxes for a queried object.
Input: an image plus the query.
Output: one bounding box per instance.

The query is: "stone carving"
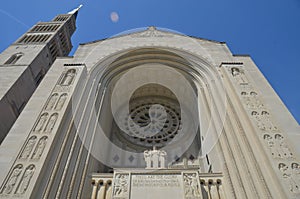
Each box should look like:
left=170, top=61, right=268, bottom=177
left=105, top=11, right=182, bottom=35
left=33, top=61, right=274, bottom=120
left=183, top=173, right=201, bottom=198
left=263, top=134, right=279, bottom=158
left=144, top=147, right=167, bottom=169
left=19, top=136, right=37, bottom=159
left=17, top=165, right=35, bottom=194
left=231, top=67, right=248, bottom=84
left=113, top=174, right=129, bottom=198
left=132, top=26, right=174, bottom=38
left=54, top=93, right=67, bottom=110
left=242, top=91, right=263, bottom=109
left=61, top=69, right=76, bottom=86
left=1, top=164, right=23, bottom=194
left=259, top=111, right=277, bottom=131
left=279, top=163, right=300, bottom=194
left=251, top=111, right=277, bottom=131
left=32, top=136, right=47, bottom=159
left=34, top=113, right=48, bottom=132
left=274, top=134, right=293, bottom=158
left=44, top=113, right=58, bottom=133
left=45, top=93, right=58, bottom=110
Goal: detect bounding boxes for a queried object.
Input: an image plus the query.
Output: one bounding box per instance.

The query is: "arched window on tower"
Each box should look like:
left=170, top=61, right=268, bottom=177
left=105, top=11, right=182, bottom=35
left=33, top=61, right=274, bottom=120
left=4, top=52, right=23, bottom=64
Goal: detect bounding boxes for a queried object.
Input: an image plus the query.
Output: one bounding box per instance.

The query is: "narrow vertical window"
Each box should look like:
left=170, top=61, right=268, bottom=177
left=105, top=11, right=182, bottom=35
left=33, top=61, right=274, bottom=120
left=4, top=52, right=23, bottom=64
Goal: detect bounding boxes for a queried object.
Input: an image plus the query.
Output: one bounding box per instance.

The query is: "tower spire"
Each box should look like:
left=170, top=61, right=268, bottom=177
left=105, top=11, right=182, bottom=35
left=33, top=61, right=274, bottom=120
left=68, top=4, right=83, bottom=18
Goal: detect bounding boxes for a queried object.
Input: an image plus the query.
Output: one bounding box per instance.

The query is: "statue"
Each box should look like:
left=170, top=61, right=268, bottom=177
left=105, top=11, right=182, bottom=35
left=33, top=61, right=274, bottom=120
left=144, top=147, right=167, bottom=169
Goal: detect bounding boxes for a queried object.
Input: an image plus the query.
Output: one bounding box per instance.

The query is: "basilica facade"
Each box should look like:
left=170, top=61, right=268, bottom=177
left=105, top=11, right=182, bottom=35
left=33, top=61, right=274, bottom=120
left=0, top=7, right=299, bottom=199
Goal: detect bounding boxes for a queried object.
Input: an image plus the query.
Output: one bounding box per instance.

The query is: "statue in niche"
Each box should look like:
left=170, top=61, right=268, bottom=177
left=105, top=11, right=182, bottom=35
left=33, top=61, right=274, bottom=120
left=54, top=93, right=67, bottom=110
left=183, top=173, right=200, bottom=197
left=274, top=134, right=292, bottom=158
left=2, top=164, right=23, bottom=194
left=263, top=134, right=280, bottom=158
left=113, top=174, right=128, bottom=197
left=61, top=69, right=76, bottom=86
left=231, top=67, right=248, bottom=84
left=44, top=113, right=58, bottom=132
left=17, top=165, right=35, bottom=194
left=32, top=136, right=47, bottom=159
left=45, top=93, right=58, bottom=110
left=19, top=136, right=37, bottom=159
left=34, top=113, right=48, bottom=132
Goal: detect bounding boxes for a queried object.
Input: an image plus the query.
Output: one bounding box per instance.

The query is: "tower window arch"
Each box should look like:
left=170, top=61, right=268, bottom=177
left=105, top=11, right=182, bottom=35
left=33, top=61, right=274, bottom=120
left=4, top=52, right=24, bottom=64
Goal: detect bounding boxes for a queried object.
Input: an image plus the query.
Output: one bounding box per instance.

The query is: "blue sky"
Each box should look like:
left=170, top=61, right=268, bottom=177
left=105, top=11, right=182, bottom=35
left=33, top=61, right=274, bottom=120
left=0, top=0, right=299, bottom=123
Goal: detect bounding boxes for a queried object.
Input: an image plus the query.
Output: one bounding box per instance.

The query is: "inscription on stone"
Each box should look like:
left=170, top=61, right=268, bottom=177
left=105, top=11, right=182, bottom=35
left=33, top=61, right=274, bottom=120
left=131, top=174, right=184, bottom=199
left=132, top=175, right=180, bottom=187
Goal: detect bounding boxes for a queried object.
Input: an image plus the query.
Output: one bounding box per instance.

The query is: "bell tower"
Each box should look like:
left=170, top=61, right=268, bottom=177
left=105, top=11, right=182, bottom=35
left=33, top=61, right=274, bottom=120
left=0, top=5, right=81, bottom=143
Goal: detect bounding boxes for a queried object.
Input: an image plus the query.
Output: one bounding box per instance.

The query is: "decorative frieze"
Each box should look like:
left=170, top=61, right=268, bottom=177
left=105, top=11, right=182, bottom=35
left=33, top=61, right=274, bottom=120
left=112, top=173, right=130, bottom=199
left=183, top=173, right=201, bottom=199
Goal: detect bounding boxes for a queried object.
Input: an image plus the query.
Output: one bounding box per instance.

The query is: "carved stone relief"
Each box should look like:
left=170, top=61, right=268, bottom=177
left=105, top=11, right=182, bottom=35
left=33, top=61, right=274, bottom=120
left=16, top=165, right=35, bottom=194
left=60, top=69, right=76, bottom=86
left=44, top=113, right=58, bottom=133
left=251, top=111, right=277, bottom=131
left=279, top=163, right=300, bottom=194
left=34, top=113, right=48, bottom=132
left=183, top=173, right=201, bottom=199
left=54, top=93, right=67, bottom=111
left=1, top=164, right=23, bottom=194
left=45, top=93, right=58, bottom=111
left=113, top=173, right=129, bottom=198
left=19, top=136, right=37, bottom=160
left=263, top=134, right=293, bottom=159
left=274, top=134, right=293, bottom=158
left=231, top=67, right=248, bottom=85
left=32, top=136, right=47, bottom=159
left=241, top=91, right=263, bottom=109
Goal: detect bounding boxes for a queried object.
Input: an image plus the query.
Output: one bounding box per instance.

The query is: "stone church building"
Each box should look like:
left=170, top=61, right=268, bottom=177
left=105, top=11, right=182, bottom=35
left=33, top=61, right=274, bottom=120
left=0, top=6, right=299, bottom=199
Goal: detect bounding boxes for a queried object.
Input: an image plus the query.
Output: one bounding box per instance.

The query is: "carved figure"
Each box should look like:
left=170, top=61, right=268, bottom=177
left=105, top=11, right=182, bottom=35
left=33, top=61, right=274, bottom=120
left=45, top=93, right=58, bottom=110
left=231, top=67, right=247, bottom=84
left=17, top=165, right=35, bottom=194
left=279, top=163, right=300, bottom=193
left=54, top=93, right=67, bottom=110
left=44, top=113, right=58, bottom=132
left=245, top=91, right=263, bottom=109
left=274, top=134, right=292, bottom=158
left=144, top=147, right=167, bottom=169
left=20, top=136, right=37, bottom=159
left=290, top=163, right=300, bottom=193
left=184, top=173, right=200, bottom=197
left=263, top=134, right=280, bottom=158
left=113, top=174, right=128, bottom=197
left=260, top=111, right=277, bottom=131
left=32, top=136, right=47, bottom=159
left=34, top=113, right=48, bottom=132
left=61, top=69, right=75, bottom=86
left=2, top=164, right=23, bottom=194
